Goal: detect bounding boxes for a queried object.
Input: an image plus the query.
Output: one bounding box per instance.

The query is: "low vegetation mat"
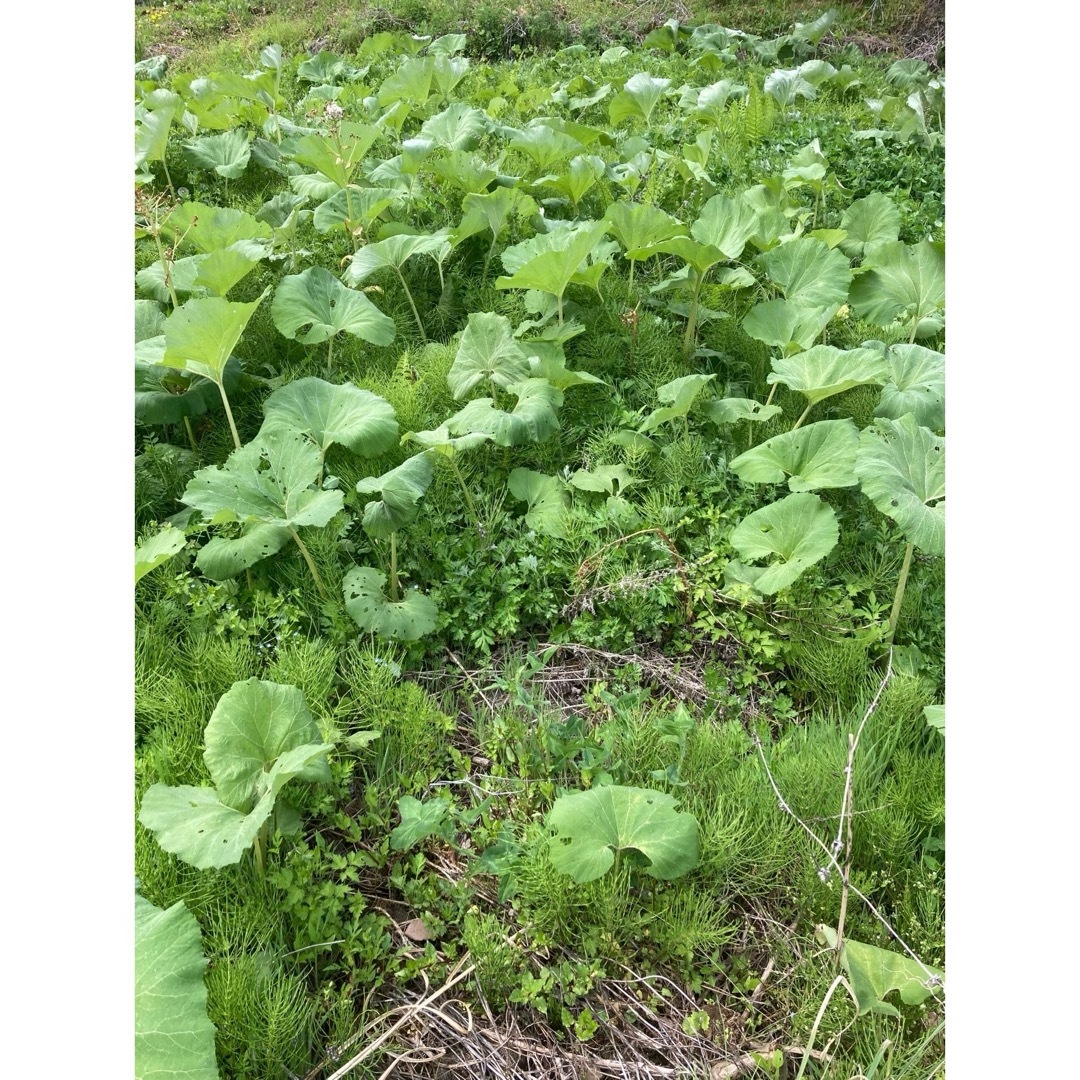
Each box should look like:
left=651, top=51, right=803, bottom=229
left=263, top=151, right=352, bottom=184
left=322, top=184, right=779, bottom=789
left=134, top=5, right=945, bottom=1077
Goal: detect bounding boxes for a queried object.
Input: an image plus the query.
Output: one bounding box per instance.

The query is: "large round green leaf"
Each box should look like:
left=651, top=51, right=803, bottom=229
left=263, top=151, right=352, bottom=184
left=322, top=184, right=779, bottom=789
left=855, top=414, right=944, bottom=555
left=355, top=453, right=434, bottom=538
left=730, top=419, right=860, bottom=492
left=761, top=236, right=852, bottom=310
left=546, top=785, right=700, bottom=884
left=639, top=373, right=716, bottom=433
left=203, top=678, right=330, bottom=811
left=261, top=377, right=398, bottom=458
left=742, top=300, right=837, bottom=354
left=270, top=267, right=396, bottom=347
left=768, top=345, right=889, bottom=406
left=183, top=429, right=343, bottom=530
left=609, top=73, right=672, bottom=127
left=839, top=193, right=901, bottom=260
left=343, top=566, right=438, bottom=640
left=419, top=102, right=489, bottom=150
left=874, top=344, right=945, bottom=431
left=446, top=378, right=563, bottom=447
left=690, top=194, right=759, bottom=261
left=729, top=491, right=839, bottom=595
left=183, top=130, right=252, bottom=179
left=138, top=743, right=332, bottom=869
left=195, top=523, right=292, bottom=581
left=162, top=293, right=267, bottom=386
left=344, top=230, right=451, bottom=284
left=849, top=240, right=945, bottom=328
left=135, top=894, right=218, bottom=1080
left=508, top=468, right=570, bottom=537
left=135, top=525, right=187, bottom=585
left=448, top=312, right=532, bottom=400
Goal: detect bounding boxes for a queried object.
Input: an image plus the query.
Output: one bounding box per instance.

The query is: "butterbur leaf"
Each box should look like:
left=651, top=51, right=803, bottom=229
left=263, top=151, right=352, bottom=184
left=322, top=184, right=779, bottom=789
left=447, top=379, right=563, bottom=447
left=183, top=430, right=344, bottom=578
left=508, top=468, right=570, bottom=537
left=730, top=419, right=860, bottom=492
left=840, top=193, right=901, bottom=259
left=691, top=194, right=760, bottom=260
left=496, top=221, right=609, bottom=303
left=742, top=300, right=837, bottom=354
left=135, top=525, right=187, bottom=585
left=508, top=125, right=583, bottom=171
left=816, top=926, right=944, bottom=1016
left=875, top=344, right=945, bottom=430
left=568, top=464, right=635, bottom=495
left=401, top=424, right=491, bottom=458
left=604, top=202, right=687, bottom=255
left=355, top=453, right=434, bottom=537
left=703, top=398, right=783, bottom=426
left=138, top=743, right=333, bottom=869
left=546, top=785, right=700, bottom=883
left=162, top=293, right=268, bottom=385
left=191, top=247, right=261, bottom=298
left=389, top=795, right=452, bottom=850
left=609, top=73, right=672, bottom=127
left=270, top=267, right=396, bottom=346
left=344, top=230, right=452, bottom=284
left=420, top=102, right=488, bottom=150
left=312, top=185, right=401, bottom=236
left=196, top=524, right=291, bottom=581
left=762, top=237, right=851, bottom=310
left=729, top=492, right=839, bottom=595
left=183, top=130, right=252, bottom=178
left=454, top=186, right=535, bottom=245
left=850, top=240, right=945, bottom=328
left=203, top=678, right=331, bottom=811
left=261, top=377, right=398, bottom=458
left=184, top=429, right=342, bottom=529
left=166, top=202, right=273, bottom=255
left=639, top=374, right=715, bottom=432
left=342, top=566, right=437, bottom=640
left=768, top=345, right=888, bottom=406
left=292, top=125, right=381, bottom=186
left=448, top=312, right=532, bottom=399
left=134, top=895, right=218, bottom=1080
left=924, top=704, right=944, bottom=737
left=856, top=415, right=944, bottom=555
left=764, top=68, right=817, bottom=106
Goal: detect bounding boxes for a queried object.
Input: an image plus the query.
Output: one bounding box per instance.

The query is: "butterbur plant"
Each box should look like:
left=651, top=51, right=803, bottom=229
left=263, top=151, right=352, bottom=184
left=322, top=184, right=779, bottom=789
left=138, top=679, right=334, bottom=874
left=181, top=428, right=345, bottom=592
left=546, top=785, right=700, bottom=884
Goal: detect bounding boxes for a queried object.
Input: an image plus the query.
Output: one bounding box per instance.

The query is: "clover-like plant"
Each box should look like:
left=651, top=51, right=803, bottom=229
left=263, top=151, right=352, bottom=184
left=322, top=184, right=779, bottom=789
left=138, top=679, right=334, bottom=873
left=546, top=785, right=700, bottom=884
left=181, top=428, right=344, bottom=591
